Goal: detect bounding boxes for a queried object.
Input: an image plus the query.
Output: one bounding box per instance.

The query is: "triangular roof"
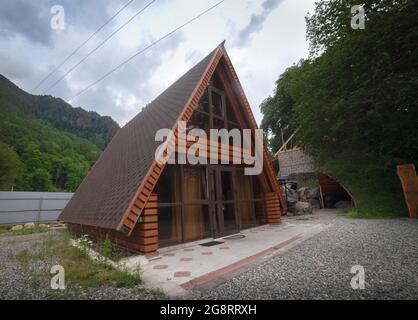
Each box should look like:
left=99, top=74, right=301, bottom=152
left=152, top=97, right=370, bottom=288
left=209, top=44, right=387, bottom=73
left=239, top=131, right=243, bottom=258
left=59, top=43, right=286, bottom=234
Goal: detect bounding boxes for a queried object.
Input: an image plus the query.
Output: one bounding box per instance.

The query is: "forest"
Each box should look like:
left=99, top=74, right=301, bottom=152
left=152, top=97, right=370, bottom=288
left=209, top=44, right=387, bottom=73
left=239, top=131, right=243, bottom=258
left=260, top=0, right=417, bottom=217
left=0, top=74, right=119, bottom=192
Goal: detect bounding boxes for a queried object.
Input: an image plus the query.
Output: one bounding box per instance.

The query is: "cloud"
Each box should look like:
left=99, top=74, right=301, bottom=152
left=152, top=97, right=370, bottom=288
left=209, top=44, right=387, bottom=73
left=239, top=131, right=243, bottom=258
left=0, top=0, right=315, bottom=127
left=0, top=0, right=53, bottom=46
left=0, top=51, right=34, bottom=80
left=235, top=0, right=284, bottom=47
left=65, top=31, right=186, bottom=125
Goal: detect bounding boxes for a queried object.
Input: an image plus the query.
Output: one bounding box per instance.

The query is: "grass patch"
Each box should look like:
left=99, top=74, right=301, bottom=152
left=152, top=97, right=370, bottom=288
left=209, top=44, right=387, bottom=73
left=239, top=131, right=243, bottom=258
left=0, top=226, right=50, bottom=237
left=11, top=227, right=49, bottom=236
left=321, top=157, right=408, bottom=219
left=15, top=249, right=32, bottom=264
left=63, top=245, right=141, bottom=288
left=345, top=209, right=405, bottom=219
left=12, top=232, right=142, bottom=289
left=0, top=224, right=11, bottom=234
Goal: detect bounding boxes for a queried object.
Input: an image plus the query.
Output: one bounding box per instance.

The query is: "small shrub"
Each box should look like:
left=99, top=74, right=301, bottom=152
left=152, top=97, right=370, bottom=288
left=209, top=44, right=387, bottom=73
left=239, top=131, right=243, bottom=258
left=15, top=249, right=31, bottom=264
left=73, top=234, right=93, bottom=257
left=3, top=226, right=49, bottom=236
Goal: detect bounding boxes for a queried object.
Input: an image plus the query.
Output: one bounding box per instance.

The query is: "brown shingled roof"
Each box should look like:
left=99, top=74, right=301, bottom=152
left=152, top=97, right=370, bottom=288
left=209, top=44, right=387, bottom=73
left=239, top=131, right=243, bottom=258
left=59, top=46, right=219, bottom=230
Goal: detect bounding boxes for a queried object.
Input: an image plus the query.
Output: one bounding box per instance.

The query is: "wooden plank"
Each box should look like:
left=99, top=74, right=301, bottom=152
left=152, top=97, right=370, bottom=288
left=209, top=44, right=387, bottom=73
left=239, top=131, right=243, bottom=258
left=144, top=201, right=158, bottom=209
left=142, top=215, right=158, bottom=223
left=397, top=164, right=418, bottom=219
left=142, top=208, right=158, bottom=215
left=137, top=222, right=158, bottom=230
left=138, top=236, right=158, bottom=245
left=123, top=219, right=135, bottom=229
left=134, top=229, right=159, bottom=238
left=139, top=244, right=159, bottom=253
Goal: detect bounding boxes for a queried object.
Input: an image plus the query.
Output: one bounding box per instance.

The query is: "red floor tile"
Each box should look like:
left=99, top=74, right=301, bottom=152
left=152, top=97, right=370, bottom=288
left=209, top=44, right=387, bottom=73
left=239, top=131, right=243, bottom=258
left=153, top=264, right=168, bottom=270
left=174, top=271, right=191, bottom=277
left=202, top=251, right=213, bottom=255
left=180, top=257, right=192, bottom=262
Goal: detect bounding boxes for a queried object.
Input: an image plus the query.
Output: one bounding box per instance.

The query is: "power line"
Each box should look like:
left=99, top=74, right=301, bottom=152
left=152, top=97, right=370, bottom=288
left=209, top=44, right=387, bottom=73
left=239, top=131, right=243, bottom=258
left=68, top=0, right=225, bottom=102
left=41, top=0, right=157, bottom=95
left=32, top=0, right=136, bottom=93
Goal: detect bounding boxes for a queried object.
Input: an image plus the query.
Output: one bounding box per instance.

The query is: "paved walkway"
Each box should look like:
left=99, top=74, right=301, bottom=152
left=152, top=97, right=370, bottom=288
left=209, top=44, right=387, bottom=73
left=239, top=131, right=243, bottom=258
left=138, top=213, right=328, bottom=297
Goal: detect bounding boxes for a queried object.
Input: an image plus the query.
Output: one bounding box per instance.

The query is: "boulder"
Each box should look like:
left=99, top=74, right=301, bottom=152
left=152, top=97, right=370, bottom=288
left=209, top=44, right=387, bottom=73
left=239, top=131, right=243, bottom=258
left=24, top=222, right=35, bottom=229
left=298, top=187, right=319, bottom=201
left=38, top=224, right=48, bottom=228
left=309, top=198, right=321, bottom=209
left=297, top=187, right=309, bottom=201
left=285, top=188, right=299, bottom=203
left=11, top=225, right=23, bottom=231
left=295, top=201, right=313, bottom=215
left=335, top=200, right=351, bottom=209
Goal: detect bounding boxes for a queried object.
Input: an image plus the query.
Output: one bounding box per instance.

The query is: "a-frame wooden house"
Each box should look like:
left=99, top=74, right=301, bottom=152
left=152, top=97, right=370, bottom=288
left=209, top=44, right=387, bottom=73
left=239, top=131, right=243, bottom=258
left=59, top=43, right=287, bottom=254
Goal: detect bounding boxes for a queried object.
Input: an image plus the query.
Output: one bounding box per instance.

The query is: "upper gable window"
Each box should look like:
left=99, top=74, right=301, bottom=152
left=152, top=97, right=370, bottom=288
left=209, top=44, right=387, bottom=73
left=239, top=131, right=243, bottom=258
left=197, top=88, right=210, bottom=113
left=211, top=89, right=224, bottom=118
left=190, top=72, right=243, bottom=135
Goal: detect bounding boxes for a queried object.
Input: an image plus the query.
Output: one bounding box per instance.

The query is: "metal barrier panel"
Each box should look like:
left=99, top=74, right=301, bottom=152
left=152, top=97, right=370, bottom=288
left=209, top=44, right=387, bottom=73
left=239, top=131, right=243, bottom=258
left=0, top=192, right=73, bottom=224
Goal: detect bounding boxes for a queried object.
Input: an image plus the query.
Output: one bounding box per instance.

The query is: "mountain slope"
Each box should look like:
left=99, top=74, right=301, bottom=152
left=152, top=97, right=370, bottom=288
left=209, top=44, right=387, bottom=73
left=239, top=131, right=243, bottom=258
left=0, top=74, right=120, bottom=192
left=0, top=74, right=119, bottom=149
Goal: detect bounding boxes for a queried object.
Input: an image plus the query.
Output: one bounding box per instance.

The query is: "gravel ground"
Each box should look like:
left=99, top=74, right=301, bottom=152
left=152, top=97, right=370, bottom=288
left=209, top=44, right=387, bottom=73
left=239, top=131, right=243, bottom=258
left=196, top=212, right=418, bottom=300
left=2, top=212, right=417, bottom=300
left=0, top=230, right=165, bottom=300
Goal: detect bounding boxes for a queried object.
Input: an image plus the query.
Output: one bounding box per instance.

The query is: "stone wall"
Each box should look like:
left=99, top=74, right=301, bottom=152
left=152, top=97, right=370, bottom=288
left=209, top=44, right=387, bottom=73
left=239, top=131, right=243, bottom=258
left=277, top=149, right=315, bottom=177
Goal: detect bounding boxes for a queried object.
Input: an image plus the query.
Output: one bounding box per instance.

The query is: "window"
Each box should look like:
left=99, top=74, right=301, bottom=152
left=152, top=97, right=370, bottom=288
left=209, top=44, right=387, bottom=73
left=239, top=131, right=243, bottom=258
left=211, top=90, right=224, bottom=117
left=155, top=165, right=210, bottom=247
left=154, top=165, right=181, bottom=204
left=183, top=204, right=210, bottom=241
left=189, top=72, right=241, bottom=135
left=158, top=206, right=182, bottom=246
left=183, top=166, right=208, bottom=201
left=188, top=110, right=210, bottom=133
left=197, top=89, right=210, bottom=113
left=236, top=171, right=256, bottom=229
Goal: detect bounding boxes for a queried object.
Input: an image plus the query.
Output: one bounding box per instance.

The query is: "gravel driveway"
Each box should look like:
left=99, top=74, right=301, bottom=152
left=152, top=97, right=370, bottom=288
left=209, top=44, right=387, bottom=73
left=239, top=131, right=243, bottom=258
left=197, top=211, right=418, bottom=300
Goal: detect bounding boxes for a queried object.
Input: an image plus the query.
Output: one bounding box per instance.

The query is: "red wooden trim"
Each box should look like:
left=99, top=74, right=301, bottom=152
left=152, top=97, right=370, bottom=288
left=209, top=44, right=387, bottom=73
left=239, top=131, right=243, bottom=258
left=117, top=48, right=223, bottom=235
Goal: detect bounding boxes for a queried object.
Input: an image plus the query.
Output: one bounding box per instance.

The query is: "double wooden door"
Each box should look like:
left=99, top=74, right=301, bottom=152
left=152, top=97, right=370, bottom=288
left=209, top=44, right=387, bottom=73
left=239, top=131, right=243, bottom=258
left=208, top=166, right=240, bottom=238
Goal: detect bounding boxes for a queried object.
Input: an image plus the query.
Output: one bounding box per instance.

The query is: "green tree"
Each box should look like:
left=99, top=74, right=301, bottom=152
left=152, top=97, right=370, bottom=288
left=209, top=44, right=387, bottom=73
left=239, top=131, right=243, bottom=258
left=261, top=0, right=418, bottom=165
left=260, top=61, right=305, bottom=152
left=0, top=141, right=23, bottom=190
left=298, top=0, right=418, bottom=164
left=260, top=0, right=416, bottom=217
left=27, top=168, right=52, bottom=191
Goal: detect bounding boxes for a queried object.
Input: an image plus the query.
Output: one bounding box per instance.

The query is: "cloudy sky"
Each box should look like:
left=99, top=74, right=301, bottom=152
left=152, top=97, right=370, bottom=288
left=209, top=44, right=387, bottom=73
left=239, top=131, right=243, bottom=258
left=0, top=0, right=315, bottom=126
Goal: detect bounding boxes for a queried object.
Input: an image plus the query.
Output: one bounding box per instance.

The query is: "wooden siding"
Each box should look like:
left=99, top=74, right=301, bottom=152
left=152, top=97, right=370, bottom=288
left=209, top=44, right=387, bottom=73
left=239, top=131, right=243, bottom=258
left=265, top=192, right=281, bottom=224
left=68, top=194, right=159, bottom=254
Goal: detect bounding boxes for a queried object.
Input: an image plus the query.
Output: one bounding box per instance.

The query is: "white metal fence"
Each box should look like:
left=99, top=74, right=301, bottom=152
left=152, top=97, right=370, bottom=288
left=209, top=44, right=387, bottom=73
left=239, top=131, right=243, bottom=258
left=0, top=192, right=73, bottom=224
